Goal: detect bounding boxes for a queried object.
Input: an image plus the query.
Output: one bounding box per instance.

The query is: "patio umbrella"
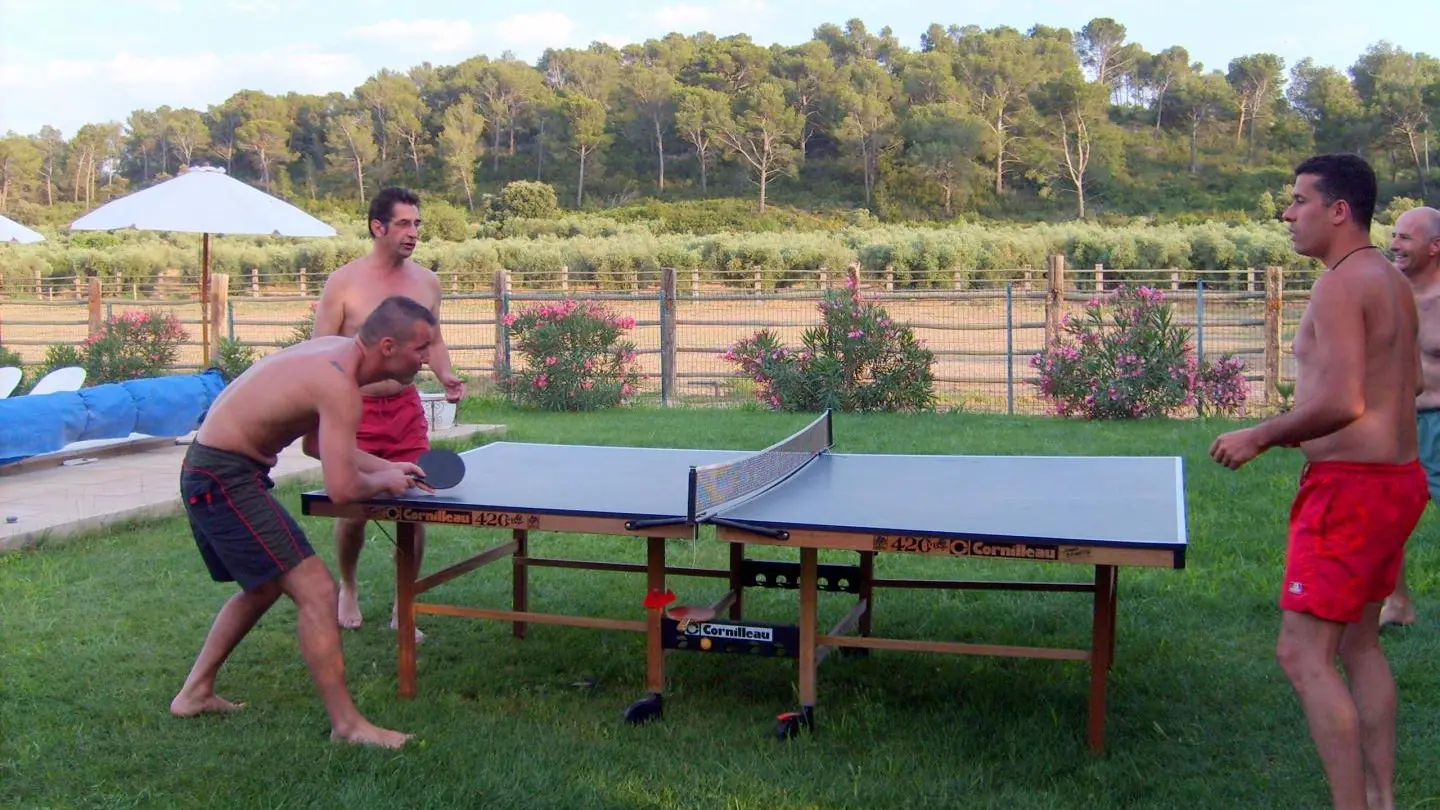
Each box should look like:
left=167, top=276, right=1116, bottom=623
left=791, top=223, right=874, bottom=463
left=0, top=214, right=44, bottom=244
left=68, top=165, right=337, bottom=360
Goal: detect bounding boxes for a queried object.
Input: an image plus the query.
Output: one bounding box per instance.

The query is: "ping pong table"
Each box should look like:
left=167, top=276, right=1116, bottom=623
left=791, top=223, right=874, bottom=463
left=300, top=410, right=1187, bottom=753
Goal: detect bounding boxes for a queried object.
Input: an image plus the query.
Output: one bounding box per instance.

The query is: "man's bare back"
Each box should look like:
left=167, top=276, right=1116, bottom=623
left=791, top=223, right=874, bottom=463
left=197, top=337, right=365, bottom=466
left=314, top=256, right=441, bottom=398
left=1289, top=249, right=1420, bottom=465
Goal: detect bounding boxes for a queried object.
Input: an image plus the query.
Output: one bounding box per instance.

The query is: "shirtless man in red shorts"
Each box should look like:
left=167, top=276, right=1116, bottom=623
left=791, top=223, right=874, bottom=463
left=1211, top=153, right=1427, bottom=810
left=313, top=187, right=466, bottom=639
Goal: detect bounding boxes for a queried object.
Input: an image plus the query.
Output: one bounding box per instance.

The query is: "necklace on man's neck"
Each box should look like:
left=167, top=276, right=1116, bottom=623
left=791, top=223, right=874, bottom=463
left=1331, top=243, right=1378, bottom=271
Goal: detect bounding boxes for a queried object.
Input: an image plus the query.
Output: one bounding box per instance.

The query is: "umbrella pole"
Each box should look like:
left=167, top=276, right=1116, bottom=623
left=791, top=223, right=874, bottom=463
left=201, top=232, right=210, bottom=366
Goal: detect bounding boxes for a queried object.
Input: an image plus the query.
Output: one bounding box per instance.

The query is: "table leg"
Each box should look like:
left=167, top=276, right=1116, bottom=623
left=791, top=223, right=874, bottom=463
left=798, top=547, right=819, bottom=728
left=1087, top=564, right=1117, bottom=753
left=1107, top=566, right=1119, bottom=671
left=645, top=536, right=666, bottom=698
left=858, top=551, right=874, bottom=637
left=512, top=529, right=528, bottom=639
left=396, top=521, right=420, bottom=699
left=729, top=543, right=745, bottom=620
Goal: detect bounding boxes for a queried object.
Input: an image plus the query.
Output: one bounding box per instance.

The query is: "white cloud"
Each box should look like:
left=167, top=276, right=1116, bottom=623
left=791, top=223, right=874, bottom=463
left=651, top=4, right=716, bottom=30
left=491, top=11, right=577, bottom=51
left=0, top=48, right=365, bottom=135
left=348, top=18, right=478, bottom=54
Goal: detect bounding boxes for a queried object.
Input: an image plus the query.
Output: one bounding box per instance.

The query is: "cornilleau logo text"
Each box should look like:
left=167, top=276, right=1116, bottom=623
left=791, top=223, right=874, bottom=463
left=683, top=623, right=774, bottom=642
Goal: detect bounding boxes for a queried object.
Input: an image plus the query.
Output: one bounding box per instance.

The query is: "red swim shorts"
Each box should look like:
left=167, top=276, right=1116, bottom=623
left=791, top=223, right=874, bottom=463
left=1281, top=459, right=1429, bottom=623
left=356, top=386, right=430, bottom=465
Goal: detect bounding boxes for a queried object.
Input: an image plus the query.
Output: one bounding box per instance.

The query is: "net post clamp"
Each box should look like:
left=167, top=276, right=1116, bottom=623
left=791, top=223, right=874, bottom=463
left=709, top=517, right=790, bottom=541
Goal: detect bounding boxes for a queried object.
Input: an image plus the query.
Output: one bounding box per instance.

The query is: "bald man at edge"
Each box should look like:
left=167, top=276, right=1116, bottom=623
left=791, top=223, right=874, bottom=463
left=1382, top=205, right=1440, bottom=627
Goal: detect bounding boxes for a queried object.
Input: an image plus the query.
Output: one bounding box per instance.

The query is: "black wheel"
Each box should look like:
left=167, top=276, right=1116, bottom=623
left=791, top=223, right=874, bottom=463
left=623, top=693, right=663, bottom=724
left=774, top=707, right=813, bottom=741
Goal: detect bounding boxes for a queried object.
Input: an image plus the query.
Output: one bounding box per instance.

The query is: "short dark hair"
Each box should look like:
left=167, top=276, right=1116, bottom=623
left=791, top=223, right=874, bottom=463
left=358, top=295, right=436, bottom=346
left=1294, top=153, right=1378, bottom=232
left=367, top=187, right=421, bottom=238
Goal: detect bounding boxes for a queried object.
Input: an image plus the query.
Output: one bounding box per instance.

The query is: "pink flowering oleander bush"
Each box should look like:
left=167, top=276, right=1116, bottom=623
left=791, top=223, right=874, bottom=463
left=1031, top=285, right=1248, bottom=419
left=721, top=276, right=935, bottom=412
left=500, top=299, right=642, bottom=411
left=78, top=310, right=188, bottom=384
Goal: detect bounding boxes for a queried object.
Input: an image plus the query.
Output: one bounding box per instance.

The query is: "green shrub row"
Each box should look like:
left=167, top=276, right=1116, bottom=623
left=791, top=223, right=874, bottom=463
left=1, top=220, right=1344, bottom=293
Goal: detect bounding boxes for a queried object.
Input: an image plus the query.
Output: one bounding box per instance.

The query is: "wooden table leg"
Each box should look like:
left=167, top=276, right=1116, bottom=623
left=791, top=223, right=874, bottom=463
left=858, top=551, right=874, bottom=637
left=396, top=521, right=420, bottom=699
left=1087, top=564, right=1117, bottom=753
left=512, top=529, right=528, bottom=639
left=646, top=537, right=666, bottom=697
left=798, top=547, right=819, bottom=726
left=729, top=542, right=745, bottom=620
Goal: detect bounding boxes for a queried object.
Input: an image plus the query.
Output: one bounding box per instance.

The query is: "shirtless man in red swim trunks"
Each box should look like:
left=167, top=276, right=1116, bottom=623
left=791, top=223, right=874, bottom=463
left=1211, top=154, right=1427, bottom=810
left=313, top=187, right=466, bottom=639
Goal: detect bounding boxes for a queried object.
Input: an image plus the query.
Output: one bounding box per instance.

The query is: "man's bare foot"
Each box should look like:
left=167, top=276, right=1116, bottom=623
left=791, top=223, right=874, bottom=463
left=338, top=585, right=363, bottom=630
left=389, top=612, right=426, bottom=644
left=331, top=721, right=412, bottom=749
left=170, top=691, right=246, bottom=718
left=1379, top=598, right=1416, bottom=627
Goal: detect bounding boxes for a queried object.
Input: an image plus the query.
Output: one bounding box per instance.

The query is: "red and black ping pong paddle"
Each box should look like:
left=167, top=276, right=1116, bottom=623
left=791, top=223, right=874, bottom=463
left=412, top=448, right=466, bottom=490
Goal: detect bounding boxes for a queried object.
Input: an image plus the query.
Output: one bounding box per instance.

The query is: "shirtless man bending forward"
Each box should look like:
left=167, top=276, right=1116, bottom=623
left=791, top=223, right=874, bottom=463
left=171, top=295, right=439, bottom=749
left=313, top=187, right=465, bottom=637
left=1211, top=154, right=1428, bottom=810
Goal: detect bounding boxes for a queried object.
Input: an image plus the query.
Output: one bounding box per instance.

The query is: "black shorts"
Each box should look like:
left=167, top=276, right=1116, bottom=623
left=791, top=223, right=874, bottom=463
left=180, top=441, right=314, bottom=592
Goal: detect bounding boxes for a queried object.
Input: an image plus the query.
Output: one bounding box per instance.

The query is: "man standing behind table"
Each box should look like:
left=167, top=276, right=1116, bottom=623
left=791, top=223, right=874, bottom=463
left=1382, top=205, right=1440, bottom=627
left=312, top=187, right=466, bottom=639
left=1210, top=154, right=1428, bottom=810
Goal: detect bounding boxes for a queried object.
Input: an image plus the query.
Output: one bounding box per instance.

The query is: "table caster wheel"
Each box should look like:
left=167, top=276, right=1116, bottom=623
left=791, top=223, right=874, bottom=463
left=774, top=707, right=813, bottom=740
left=623, top=693, right=663, bottom=724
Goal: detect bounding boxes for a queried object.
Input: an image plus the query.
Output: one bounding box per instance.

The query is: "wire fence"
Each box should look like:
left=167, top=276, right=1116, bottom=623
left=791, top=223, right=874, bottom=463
left=0, top=261, right=1301, bottom=415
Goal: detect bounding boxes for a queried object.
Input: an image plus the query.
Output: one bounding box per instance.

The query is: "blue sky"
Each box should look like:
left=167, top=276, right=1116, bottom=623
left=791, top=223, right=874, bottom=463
left=0, top=0, right=1431, bottom=138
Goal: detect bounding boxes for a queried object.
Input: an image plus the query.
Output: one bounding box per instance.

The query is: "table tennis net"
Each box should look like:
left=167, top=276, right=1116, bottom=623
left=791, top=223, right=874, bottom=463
left=688, top=410, right=832, bottom=520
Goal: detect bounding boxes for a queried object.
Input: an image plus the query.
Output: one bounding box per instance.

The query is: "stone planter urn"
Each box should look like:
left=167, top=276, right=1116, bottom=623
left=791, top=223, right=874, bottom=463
left=419, top=391, right=456, bottom=432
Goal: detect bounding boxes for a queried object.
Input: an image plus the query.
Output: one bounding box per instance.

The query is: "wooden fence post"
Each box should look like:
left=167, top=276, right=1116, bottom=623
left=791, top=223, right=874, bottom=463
left=209, top=273, right=229, bottom=364
left=250, top=267, right=260, bottom=296
left=660, top=268, right=677, bottom=407
left=493, top=270, right=511, bottom=382
left=88, top=277, right=102, bottom=336
left=1264, top=266, right=1283, bottom=408
left=1044, top=255, right=1066, bottom=347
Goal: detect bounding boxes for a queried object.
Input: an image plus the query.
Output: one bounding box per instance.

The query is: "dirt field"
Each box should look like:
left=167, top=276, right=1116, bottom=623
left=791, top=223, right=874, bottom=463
left=0, top=288, right=1300, bottom=414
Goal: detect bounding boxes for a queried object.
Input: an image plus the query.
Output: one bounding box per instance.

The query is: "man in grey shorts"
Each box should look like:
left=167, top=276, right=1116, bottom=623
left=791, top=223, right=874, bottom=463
left=1384, top=206, right=1440, bottom=626
left=172, top=295, right=436, bottom=748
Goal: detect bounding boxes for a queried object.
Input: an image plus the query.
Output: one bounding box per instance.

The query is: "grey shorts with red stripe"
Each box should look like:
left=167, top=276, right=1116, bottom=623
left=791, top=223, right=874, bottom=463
left=180, top=441, right=315, bottom=592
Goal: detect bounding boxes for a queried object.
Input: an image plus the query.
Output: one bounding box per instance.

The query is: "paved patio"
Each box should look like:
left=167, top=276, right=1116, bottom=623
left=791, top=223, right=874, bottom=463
left=0, top=423, right=505, bottom=551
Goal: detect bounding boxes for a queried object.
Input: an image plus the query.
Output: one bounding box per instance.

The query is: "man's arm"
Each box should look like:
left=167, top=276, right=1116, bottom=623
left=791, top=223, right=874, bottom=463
left=1252, top=274, right=1366, bottom=450
left=302, top=429, right=396, bottom=473
left=311, top=272, right=348, bottom=339
left=423, top=272, right=466, bottom=401
left=314, top=380, right=407, bottom=504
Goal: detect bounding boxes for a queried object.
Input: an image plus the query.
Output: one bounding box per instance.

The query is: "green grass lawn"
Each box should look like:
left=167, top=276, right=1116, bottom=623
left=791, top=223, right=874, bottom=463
left=4, top=402, right=1440, bottom=809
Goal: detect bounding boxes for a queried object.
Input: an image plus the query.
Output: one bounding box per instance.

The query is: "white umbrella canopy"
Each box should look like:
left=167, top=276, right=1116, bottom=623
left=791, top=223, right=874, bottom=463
left=68, top=165, right=338, bottom=360
left=0, top=214, right=45, bottom=244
